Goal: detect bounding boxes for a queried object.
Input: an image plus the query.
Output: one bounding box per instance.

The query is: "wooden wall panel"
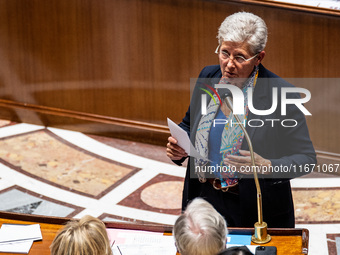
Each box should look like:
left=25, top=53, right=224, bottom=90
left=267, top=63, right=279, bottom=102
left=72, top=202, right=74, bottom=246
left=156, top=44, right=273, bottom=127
left=0, top=0, right=339, bottom=155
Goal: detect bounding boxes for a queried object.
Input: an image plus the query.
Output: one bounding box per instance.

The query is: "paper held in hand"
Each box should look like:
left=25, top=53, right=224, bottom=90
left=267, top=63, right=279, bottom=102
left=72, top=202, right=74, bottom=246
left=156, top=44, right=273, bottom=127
left=167, top=118, right=210, bottom=161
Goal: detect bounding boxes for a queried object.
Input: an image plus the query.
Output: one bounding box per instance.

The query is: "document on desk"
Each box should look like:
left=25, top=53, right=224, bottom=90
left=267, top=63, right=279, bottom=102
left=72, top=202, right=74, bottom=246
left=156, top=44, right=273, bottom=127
left=0, top=224, right=42, bottom=253
left=0, top=240, right=33, bottom=254
left=114, top=244, right=176, bottom=255
left=167, top=118, right=209, bottom=161
left=107, top=228, right=177, bottom=255
left=0, top=224, right=42, bottom=243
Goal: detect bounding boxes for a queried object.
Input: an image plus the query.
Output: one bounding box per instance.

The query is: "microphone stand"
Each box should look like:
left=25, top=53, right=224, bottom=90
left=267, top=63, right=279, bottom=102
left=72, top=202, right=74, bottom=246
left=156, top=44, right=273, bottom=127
left=224, top=96, right=271, bottom=244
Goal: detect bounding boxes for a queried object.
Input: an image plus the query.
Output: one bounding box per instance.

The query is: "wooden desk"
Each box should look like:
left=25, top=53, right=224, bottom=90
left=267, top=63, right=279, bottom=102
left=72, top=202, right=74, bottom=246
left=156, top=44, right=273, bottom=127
left=0, top=211, right=309, bottom=255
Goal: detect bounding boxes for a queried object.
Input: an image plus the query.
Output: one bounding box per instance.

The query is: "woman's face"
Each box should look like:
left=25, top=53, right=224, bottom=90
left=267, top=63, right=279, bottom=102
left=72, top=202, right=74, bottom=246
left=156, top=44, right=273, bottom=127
left=218, top=41, right=265, bottom=86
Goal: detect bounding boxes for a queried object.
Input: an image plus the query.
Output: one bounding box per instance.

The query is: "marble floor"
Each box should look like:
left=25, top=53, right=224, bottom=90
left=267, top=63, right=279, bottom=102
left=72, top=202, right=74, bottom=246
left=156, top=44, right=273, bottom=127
left=0, top=120, right=339, bottom=255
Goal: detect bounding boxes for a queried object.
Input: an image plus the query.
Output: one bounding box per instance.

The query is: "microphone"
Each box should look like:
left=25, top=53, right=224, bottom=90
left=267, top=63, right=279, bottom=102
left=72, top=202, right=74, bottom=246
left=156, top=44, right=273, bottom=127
left=219, top=88, right=271, bottom=244
left=219, top=88, right=233, bottom=102
left=220, top=89, right=234, bottom=116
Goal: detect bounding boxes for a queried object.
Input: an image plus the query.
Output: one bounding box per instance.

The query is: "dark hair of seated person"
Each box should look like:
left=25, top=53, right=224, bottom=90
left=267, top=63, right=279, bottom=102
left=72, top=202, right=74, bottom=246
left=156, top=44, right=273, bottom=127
left=217, top=246, right=253, bottom=255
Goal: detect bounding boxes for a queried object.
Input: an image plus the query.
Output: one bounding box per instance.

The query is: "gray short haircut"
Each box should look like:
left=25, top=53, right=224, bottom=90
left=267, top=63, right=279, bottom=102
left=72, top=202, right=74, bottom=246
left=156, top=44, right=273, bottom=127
left=217, top=12, right=268, bottom=54
left=173, top=198, right=228, bottom=255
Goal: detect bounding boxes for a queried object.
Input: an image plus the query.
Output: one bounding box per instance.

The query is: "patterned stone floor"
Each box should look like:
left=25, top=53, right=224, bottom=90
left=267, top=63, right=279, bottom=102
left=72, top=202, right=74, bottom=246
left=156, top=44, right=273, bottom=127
left=0, top=120, right=339, bottom=254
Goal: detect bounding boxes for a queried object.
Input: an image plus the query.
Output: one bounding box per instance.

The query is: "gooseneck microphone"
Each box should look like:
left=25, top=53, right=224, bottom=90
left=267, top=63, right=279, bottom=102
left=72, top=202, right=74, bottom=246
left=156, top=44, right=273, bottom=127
left=219, top=88, right=271, bottom=244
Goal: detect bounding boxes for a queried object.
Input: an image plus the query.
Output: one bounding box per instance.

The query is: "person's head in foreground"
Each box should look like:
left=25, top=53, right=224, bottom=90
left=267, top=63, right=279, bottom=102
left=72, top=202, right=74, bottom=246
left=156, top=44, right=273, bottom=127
left=173, top=198, right=228, bottom=255
left=216, top=12, right=267, bottom=84
left=217, top=246, right=253, bottom=255
left=50, top=215, right=112, bottom=255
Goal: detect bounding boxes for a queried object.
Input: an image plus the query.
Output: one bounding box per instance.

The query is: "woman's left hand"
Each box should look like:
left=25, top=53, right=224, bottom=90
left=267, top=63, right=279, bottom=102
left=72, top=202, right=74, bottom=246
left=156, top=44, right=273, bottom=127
left=223, top=149, right=272, bottom=175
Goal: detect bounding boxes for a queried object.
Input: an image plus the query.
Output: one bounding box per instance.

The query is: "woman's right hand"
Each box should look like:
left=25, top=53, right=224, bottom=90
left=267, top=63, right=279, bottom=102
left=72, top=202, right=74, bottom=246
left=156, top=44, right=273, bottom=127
left=166, top=136, right=188, bottom=161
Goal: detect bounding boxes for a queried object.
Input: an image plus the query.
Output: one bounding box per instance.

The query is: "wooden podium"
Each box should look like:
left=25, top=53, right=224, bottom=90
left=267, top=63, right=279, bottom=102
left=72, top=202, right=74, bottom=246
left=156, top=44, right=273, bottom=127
left=0, top=211, right=309, bottom=255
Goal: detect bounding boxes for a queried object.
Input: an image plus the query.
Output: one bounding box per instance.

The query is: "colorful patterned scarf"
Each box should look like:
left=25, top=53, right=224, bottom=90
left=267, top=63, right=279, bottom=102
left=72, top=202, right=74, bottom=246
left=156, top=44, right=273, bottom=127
left=194, top=67, right=259, bottom=188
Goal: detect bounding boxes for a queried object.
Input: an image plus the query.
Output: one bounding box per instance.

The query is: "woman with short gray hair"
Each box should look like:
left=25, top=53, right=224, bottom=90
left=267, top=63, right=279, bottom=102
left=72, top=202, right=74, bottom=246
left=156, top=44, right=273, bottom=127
left=217, top=12, right=267, bottom=55
left=173, top=198, right=227, bottom=255
left=167, top=11, right=316, bottom=228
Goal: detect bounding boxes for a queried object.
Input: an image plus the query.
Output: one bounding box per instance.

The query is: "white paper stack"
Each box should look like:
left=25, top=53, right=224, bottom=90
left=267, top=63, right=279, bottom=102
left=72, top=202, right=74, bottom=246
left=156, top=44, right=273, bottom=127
left=107, top=228, right=177, bottom=255
left=0, top=224, right=42, bottom=254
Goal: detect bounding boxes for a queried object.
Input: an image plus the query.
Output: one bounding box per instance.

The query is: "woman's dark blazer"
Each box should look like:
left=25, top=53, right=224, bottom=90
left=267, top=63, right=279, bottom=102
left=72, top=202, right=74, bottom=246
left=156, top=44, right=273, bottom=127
left=174, top=64, right=316, bottom=228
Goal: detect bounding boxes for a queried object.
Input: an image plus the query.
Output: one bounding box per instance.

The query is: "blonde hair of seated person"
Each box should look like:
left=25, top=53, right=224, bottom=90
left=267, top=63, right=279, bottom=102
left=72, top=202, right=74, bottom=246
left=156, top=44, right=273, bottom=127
left=50, top=215, right=112, bottom=255
left=173, top=198, right=228, bottom=255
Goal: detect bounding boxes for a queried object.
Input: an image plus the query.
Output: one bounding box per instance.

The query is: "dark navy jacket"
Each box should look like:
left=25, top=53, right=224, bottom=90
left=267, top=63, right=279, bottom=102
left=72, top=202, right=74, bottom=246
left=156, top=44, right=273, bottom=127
left=175, top=64, right=316, bottom=227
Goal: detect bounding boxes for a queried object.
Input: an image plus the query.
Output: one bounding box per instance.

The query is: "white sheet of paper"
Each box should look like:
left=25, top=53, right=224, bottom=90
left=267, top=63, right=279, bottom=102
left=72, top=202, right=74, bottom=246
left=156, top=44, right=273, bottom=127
left=0, top=224, right=42, bottom=243
left=108, top=228, right=177, bottom=255
left=114, top=244, right=177, bottom=255
left=167, top=118, right=209, bottom=161
left=0, top=240, right=33, bottom=254
left=107, top=228, right=164, bottom=245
